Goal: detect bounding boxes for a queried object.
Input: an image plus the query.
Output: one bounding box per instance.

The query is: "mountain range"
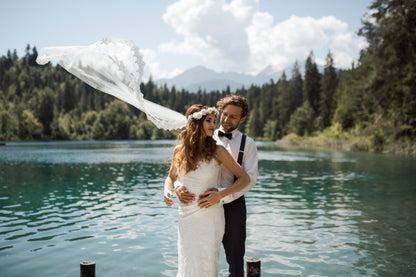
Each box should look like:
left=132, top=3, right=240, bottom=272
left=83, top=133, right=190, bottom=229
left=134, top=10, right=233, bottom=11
left=155, top=65, right=282, bottom=93
left=155, top=62, right=325, bottom=92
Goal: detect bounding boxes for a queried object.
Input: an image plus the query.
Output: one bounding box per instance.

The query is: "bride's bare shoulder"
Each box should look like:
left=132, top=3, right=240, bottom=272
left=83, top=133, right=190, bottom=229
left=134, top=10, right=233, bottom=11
left=171, top=144, right=182, bottom=158
left=215, top=145, right=228, bottom=156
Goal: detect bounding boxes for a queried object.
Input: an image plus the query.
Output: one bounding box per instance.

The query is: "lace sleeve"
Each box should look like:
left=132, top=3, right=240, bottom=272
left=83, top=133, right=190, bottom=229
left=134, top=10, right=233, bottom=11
left=36, top=38, right=187, bottom=130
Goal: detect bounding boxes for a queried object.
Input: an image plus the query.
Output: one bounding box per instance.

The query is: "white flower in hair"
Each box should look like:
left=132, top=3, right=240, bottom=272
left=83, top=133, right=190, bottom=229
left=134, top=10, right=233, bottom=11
left=193, top=112, right=203, bottom=119
left=188, top=107, right=218, bottom=122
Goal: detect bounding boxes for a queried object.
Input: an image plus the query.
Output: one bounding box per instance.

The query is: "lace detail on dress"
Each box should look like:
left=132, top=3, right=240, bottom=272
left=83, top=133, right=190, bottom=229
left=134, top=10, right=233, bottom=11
left=36, top=38, right=187, bottom=130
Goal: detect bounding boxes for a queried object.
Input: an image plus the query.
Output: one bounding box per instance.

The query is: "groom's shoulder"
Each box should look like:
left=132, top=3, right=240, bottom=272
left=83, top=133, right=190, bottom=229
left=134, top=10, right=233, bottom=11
left=239, top=130, right=251, bottom=140
left=240, top=132, right=256, bottom=148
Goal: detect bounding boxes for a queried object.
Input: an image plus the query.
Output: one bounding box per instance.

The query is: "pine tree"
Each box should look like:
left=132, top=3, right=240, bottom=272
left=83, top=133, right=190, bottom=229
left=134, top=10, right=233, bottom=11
left=358, top=0, right=416, bottom=137
left=303, top=51, right=321, bottom=115
left=320, top=51, right=338, bottom=128
left=278, top=62, right=303, bottom=134
left=37, top=87, right=55, bottom=136
left=28, top=46, right=38, bottom=66
left=245, top=104, right=261, bottom=138
left=277, top=70, right=291, bottom=130
left=62, top=82, right=76, bottom=113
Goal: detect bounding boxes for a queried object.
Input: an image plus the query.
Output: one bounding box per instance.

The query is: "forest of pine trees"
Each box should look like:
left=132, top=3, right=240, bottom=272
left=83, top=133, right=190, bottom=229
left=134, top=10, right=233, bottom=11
left=0, top=0, right=415, bottom=154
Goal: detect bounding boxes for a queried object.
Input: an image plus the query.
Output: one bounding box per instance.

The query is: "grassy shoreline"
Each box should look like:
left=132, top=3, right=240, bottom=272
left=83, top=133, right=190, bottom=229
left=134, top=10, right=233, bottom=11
left=275, top=132, right=416, bottom=156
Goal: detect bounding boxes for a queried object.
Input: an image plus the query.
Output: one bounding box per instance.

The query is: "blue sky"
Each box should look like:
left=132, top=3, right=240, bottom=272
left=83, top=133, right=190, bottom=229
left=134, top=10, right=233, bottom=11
left=1, top=0, right=373, bottom=79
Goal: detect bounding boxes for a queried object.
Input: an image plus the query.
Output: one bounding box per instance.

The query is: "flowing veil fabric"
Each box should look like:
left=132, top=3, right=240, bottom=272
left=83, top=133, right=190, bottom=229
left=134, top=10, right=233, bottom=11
left=36, top=38, right=187, bottom=130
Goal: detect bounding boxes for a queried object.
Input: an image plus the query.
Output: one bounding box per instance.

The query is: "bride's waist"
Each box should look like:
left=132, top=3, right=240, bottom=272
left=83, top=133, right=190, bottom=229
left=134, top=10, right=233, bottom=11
left=178, top=200, right=222, bottom=214
left=178, top=199, right=200, bottom=209
left=179, top=186, right=217, bottom=198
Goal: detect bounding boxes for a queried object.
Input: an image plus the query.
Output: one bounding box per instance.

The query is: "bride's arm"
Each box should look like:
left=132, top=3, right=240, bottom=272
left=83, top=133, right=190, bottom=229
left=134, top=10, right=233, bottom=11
left=164, top=158, right=178, bottom=207
left=199, top=146, right=250, bottom=208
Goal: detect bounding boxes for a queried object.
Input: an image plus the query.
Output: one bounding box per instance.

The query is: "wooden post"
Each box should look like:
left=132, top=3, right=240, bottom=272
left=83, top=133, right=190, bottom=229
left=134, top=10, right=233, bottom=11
left=246, top=257, right=260, bottom=277
left=80, top=261, right=95, bottom=277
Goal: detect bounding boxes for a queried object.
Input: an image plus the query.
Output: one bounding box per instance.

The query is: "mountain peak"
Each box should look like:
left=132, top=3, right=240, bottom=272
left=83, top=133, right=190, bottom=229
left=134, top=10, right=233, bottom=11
left=155, top=65, right=281, bottom=92
left=174, top=66, right=221, bottom=85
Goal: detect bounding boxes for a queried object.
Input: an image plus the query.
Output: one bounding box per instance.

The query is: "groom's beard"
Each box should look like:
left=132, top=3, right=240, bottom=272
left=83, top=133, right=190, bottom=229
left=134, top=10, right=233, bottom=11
left=221, top=121, right=240, bottom=133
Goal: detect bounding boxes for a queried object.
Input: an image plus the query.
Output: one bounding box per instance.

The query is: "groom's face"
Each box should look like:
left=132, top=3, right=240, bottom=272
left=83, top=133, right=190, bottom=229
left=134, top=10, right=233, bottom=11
left=220, top=104, right=246, bottom=133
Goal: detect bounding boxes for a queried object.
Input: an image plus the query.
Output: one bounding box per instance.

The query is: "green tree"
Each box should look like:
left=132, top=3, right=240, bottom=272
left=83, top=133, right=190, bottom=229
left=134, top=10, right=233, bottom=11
left=0, top=110, right=16, bottom=140
left=135, top=116, right=155, bottom=140
left=151, top=127, right=175, bottom=140
left=278, top=62, right=303, bottom=134
left=263, top=120, right=279, bottom=140
left=50, top=114, right=70, bottom=140
left=91, top=119, right=106, bottom=140
left=18, top=110, right=43, bottom=140
left=81, top=111, right=99, bottom=139
left=320, top=51, right=338, bottom=129
left=51, top=110, right=82, bottom=140
left=245, top=105, right=262, bottom=138
left=276, top=71, right=290, bottom=129
left=259, top=81, right=274, bottom=124
left=358, top=0, right=416, bottom=137
left=37, top=88, right=55, bottom=136
left=332, top=70, right=363, bottom=129
left=94, top=100, right=134, bottom=139
left=304, top=51, right=321, bottom=115
left=61, top=82, right=76, bottom=113
left=288, top=101, right=315, bottom=136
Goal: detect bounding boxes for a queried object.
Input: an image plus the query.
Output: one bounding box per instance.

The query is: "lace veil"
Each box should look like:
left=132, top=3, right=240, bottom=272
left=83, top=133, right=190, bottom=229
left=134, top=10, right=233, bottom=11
left=36, top=38, right=187, bottom=130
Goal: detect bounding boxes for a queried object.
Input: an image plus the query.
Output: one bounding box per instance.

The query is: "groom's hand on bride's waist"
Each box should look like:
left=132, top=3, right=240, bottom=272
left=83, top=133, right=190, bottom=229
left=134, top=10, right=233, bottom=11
left=175, top=186, right=195, bottom=205
left=198, top=188, right=220, bottom=208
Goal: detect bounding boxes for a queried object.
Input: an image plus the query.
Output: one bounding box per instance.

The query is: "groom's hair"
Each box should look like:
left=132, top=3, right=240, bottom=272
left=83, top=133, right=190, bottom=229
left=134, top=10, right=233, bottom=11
left=217, top=95, right=249, bottom=118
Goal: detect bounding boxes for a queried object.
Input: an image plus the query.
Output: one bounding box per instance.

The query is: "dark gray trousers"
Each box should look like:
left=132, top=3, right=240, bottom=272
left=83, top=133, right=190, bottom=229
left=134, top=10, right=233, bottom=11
left=223, top=196, right=246, bottom=277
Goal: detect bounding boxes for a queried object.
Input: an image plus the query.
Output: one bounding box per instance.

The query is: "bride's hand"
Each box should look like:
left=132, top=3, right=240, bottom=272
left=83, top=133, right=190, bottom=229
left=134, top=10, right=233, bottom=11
left=198, top=188, right=220, bottom=208
left=164, top=190, right=174, bottom=206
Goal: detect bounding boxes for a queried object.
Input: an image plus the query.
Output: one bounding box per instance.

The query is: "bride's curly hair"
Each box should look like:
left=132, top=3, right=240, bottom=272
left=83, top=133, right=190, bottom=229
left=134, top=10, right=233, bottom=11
left=174, top=104, right=218, bottom=174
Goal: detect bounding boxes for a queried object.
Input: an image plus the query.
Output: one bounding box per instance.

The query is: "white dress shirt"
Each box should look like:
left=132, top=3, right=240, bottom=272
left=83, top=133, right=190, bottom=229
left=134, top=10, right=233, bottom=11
left=214, top=127, right=258, bottom=204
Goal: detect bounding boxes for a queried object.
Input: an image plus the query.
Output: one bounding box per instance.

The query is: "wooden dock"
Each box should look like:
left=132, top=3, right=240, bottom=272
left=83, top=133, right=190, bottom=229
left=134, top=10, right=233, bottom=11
left=80, top=258, right=261, bottom=277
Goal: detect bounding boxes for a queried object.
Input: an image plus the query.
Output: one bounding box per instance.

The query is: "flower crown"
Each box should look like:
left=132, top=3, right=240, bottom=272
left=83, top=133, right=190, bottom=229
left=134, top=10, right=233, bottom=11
left=188, top=107, right=219, bottom=122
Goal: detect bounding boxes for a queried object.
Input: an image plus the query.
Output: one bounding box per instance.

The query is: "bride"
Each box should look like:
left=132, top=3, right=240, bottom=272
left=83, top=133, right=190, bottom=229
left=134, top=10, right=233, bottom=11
left=163, top=104, right=250, bottom=277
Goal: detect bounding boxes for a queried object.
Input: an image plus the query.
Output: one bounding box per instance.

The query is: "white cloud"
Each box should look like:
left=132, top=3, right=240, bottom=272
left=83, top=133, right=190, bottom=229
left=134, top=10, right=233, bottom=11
left=160, top=0, right=256, bottom=72
left=247, top=14, right=329, bottom=73
left=223, top=0, right=258, bottom=21
left=141, top=48, right=183, bottom=80
left=247, top=14, right=366, bottom=72
left=155, top=0, right=366, bottom=77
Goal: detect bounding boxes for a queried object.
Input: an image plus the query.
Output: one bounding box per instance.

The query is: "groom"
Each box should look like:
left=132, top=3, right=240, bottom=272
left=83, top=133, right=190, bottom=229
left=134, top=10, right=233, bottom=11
left=175, top=94, right=258, bottom=277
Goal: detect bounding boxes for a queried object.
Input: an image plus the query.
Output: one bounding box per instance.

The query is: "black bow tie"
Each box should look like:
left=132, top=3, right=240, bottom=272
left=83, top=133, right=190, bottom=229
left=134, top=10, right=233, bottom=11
left=218, top=130, right=232, bottom=139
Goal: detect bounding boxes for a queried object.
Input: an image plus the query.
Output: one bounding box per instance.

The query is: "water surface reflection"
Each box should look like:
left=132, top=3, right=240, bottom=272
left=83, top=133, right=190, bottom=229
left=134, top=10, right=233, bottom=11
left=0, top=141, right=415, bottom=276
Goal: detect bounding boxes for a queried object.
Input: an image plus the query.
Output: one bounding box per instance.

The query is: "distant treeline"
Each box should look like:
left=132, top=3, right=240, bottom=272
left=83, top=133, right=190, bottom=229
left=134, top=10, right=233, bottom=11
left=0, top=0, right=415, bottom=152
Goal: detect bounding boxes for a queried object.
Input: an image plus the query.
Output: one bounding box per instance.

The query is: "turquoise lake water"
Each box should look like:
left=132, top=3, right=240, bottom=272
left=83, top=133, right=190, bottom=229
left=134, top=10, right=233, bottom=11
left=0, top=141, right=415, bottom=276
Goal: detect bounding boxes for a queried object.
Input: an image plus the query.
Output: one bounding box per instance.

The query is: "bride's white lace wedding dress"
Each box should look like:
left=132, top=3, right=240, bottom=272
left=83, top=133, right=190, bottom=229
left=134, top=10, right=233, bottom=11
left=175, top=159, right=224, bottom=277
